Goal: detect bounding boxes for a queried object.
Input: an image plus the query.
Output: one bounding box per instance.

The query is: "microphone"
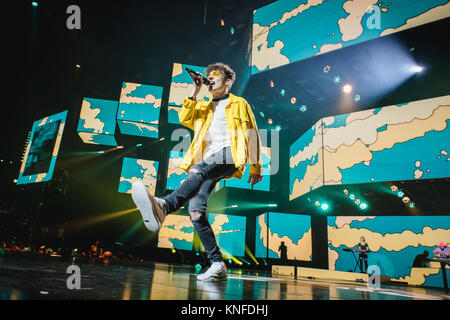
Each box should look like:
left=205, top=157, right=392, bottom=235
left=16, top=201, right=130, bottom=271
left=185, top=68, right=211, bottom=86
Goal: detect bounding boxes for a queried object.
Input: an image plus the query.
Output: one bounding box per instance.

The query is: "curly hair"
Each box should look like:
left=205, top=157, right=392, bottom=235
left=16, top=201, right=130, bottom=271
left=205, top=62, right=236, bottom=83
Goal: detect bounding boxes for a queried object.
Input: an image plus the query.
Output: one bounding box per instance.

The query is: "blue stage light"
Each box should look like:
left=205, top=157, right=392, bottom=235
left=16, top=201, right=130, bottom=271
left=32, top=2, right=38, bottom=7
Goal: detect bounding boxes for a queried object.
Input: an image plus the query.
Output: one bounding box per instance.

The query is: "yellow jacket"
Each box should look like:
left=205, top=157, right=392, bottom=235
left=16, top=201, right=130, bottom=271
left=178, top=93, right=262, bottom=180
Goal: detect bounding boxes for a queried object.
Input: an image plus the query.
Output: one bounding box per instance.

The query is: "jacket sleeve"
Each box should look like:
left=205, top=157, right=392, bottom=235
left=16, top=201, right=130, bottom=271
left=178, top=97, right=197, bottom=130
left=244, top=101, right=263, bottom=176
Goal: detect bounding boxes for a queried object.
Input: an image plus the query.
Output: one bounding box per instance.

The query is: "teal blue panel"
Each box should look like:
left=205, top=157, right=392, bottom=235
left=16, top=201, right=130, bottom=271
left=252, top=0, right=449, bottom=74
left=17, top=110, right=68, bottom=185
left=117, top=82, right=162, bottom=126
left=166, top=150, right=188, bottom=190
left=206, top=213, right=246, bottom=257
left=117, top=119, right=159, bottom=138
left=77, top=98, right=118, bottom=135
left=168, top=106, right=182, bottom=125
left=118, top=157, right=159, bottom=194
left=255, top=212, right=268, bottom=258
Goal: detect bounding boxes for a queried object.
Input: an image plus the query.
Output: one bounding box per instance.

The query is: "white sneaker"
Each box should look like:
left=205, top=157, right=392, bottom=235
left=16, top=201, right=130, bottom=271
left=131, top=181, right=167, bottom=232
left=197, top=262, right=228, bottom=282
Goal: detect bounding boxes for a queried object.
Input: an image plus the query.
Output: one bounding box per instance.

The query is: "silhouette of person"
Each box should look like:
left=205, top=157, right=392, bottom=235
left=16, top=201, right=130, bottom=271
left=412, top=250, right=429, bottom=268
left=358, top=236, right=370, bottom=273
left=278, top=241, right=288, bottom=261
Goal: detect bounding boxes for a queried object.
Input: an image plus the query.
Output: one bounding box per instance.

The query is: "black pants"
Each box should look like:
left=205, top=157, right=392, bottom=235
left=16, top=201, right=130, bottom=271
left=163, top=147, right=237, bottom=263
left=359, top=254, right=368, bottom=273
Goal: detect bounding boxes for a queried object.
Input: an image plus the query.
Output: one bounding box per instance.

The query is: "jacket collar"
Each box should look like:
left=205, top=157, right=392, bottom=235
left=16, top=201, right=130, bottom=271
left=206, top=92, right=238, bottom=109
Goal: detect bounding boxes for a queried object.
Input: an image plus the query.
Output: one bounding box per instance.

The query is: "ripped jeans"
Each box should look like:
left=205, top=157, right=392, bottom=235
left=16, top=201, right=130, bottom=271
left=162, top=147, right=237, bottom=263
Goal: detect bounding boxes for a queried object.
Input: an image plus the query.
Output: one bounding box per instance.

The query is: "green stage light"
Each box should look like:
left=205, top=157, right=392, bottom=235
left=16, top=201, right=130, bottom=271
left=32, top=2, right=38, bottom=7
left=349, top=194, right=356, bottom=200
left=268, top=203, right=277, bottom=207
left=360, top=203, right=368, bottom=210
left=320, top=203, right=329, bottom=211
left=136, top=143, right=142, bottom=147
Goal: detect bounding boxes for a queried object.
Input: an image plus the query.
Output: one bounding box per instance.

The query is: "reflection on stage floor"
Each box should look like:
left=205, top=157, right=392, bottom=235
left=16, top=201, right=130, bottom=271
left=0, top=256, right=448, bottom=300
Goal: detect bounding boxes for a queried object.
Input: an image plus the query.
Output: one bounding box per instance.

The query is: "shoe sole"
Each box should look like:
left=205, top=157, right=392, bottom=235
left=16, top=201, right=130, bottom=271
left=197, top=275, right=228, bottom=282
left=131, top=181, right=160, bottom=232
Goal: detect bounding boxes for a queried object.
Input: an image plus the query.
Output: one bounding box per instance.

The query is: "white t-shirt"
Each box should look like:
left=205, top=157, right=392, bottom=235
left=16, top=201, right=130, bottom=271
left=202, top=97, right=234, bottom=164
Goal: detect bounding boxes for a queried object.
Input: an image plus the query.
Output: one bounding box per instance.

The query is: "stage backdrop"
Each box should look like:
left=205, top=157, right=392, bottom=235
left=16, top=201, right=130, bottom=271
left=158, top=214, right=194, bottom=251
left=116, top=82, right=163, bottom=138
left=327, top=216, right=450, bottom=288
left=255, top=212, right=312, bottom=261
left=18, top=110, right=68, bottom=185
left=290, top=94, right=450, bottom=200
left=117, top=157, right=159, bottom=195
left=251, top=0, right=450, bottom=74
left=77, top=98, right=118, bottom=146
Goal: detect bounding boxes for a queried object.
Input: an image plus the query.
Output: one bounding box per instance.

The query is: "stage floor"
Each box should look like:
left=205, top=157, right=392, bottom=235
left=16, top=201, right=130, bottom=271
left=0, top=255, right=448, bottom=300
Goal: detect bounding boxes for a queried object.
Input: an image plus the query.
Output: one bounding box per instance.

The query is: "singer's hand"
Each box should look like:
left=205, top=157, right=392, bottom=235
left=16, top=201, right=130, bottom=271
left=188, top=70, right=203, bottom=98
left=247, top=174, right=263, bottom=190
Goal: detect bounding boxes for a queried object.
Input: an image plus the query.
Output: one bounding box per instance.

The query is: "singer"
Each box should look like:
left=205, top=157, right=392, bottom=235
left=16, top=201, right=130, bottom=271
left=131, top=62, right=263, bottom=281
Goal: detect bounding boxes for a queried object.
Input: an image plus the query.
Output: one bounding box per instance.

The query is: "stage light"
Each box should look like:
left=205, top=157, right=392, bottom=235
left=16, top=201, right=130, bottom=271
left=360, top=203, right=368, bottom=210
left=32, top=2, right=38, bottom=7
left=268, top=204, right=277, bottom=207
left=411, top=65, right=423, bottom=73
left=391, top=185, right=398, bottom=192
left=334, top=76, right=341, bottom=84
left=259, top=111, right=265, bottom=117
left=343, top=189, right=349, bottom=195
left=354, top=95, right=361, bottom=102
left=320, top=203, right=329, bottom=211
left=75, top=64, right=80, bottom=68
left=314, top=201, right=320, bottom=206
left=97, top=151, right=104, bottom=154
left=409, top=202, right=415, bottom=208
left=355, top=199, right=361, bottom=205
left=13, top=179, right=18, bottom=184
left=117, top=146, right=124, bottom=149
left=267, top=118, right=273, bottom=124
left=397, top=191, right=404, bottom=197
left=402, top=196, right=410, bottom=203
left=343, top=84, right=352, bottom=93
left=299, top=105, right=307, bottom=112
left=231, top=205, right=238, bottom=208
left=171, top=248, right=176, bottom=254
left=195, top=263, right=202, bottom=271
left=280, top=89, right=285, bottom=96
left=323, top=65, right=330, bottom=73
left=349, top=194, right=356, bottom=200
left=230, top=27, right=235, bottom=35
left=220, top=19, right=225, bottom=26
left=275, top=125, right=281, bottom=131
left=291, top=97, right=296, bottom=104
left=136, top=143, right=142, bottom=147
left=270, top=80, right=274, bottom=88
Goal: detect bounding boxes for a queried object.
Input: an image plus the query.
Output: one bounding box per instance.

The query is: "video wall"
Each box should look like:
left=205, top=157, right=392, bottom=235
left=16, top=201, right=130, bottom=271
left=327, top=215, right=450, bottom=288
left=157, top=213, right=246, bottom=258
left=255, top=212, right=312, bottom=261
left=290, top=94, right=450, bottom=200
left=251, top=0, right=450, bottom=74
left=17, top=110, right=68, bottom=185
left=118, top=157, right=159, bottom=195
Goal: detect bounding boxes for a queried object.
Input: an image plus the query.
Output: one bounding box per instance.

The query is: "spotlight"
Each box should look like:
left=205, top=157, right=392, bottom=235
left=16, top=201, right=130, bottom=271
left=343, top=189, right=349, bottom=195
left=32, top=2, right=38, bottom=7
left=291, top=97, right=296, bottom=104
left=299, top=105, right=307, bottom=112
left=391, top=185, right=398, bottom=192
left=402, top=196, right=410, bottom=203
left=220, top=19, right=225, bottom=26
left=349, top=194, right=356, bottom=200
left=343, top=84, right=352, bottom=93
left=409, top=202, right=415, bottom=208
left=411, top=65, right=423, bottom=73
left=231, top=205, right=238, bottom=208
left=280, top=89, right=285, bottom=96
left=136, top=143, right=142, bottom=147
left=270, top=80, right=274, bottom=88
left=230, top=27, right=235, bottom=35
left=397, top=191, right=404, bottom=198
left=117, top=146, right=124, bottom=149
left=259, top=111, right=265, bottom=117
left=360, top=203, right=368, bottom=210
left=314, top=201, right=320, bottom=207
left=268, top=204, right=277, bottom=207
left=275, top=125, right=281, bottom=131
left=320, top=203, right=329, bottom=211
left=267, top=118, right=273, bottom=124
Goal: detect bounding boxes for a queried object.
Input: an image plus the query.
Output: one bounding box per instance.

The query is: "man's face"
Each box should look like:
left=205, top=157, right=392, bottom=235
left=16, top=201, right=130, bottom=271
left=207, top=69, right=227, bottom=92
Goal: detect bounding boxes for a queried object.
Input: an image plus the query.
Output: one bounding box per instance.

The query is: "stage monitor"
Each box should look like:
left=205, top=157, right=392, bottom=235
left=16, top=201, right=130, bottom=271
left=17, top=110, right=68, bottom=185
